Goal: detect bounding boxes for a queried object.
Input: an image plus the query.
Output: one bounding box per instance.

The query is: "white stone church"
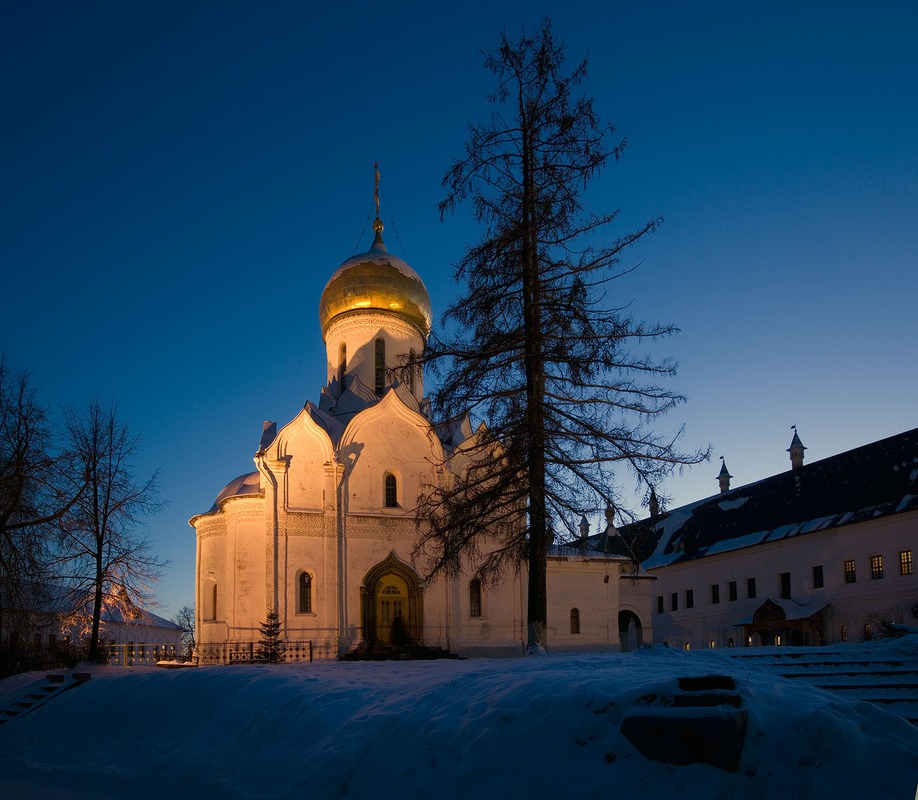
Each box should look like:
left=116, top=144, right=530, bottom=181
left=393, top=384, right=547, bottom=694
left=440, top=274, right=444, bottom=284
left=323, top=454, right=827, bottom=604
left=190, top=201, right=652, bottom=662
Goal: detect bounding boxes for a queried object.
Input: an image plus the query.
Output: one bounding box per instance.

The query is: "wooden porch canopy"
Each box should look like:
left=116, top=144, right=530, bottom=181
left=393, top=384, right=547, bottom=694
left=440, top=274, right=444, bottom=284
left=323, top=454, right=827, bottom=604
left=737, top=598, right=831, bottom=646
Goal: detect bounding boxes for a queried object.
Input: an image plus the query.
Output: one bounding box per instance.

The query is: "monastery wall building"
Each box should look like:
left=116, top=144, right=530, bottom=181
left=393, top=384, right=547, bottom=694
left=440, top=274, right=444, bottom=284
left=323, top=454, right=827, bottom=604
left=617, top=428, right=918, bottom=650
left=190, top=207, right=651, bottom=662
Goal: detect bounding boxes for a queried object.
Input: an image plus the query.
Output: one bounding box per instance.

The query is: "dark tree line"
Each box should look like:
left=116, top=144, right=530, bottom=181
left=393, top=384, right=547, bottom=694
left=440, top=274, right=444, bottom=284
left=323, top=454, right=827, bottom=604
left=0, top=356, right=165, bottom=665
left=411, top=22, right=707, bottom=652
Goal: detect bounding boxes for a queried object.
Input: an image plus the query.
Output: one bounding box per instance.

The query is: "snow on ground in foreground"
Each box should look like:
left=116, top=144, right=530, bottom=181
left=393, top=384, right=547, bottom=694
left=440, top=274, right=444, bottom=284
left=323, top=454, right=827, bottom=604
left=1, top=640, right=917, bottom=800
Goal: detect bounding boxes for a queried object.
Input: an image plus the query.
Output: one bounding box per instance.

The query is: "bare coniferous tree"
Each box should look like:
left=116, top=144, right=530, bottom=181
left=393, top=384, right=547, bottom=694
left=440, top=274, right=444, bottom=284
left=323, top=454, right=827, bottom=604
left=413, top=22, right=708, bottom=653
left=0, top=356, right=84, bottom=634
left=57, top=400, right=166, bottom=662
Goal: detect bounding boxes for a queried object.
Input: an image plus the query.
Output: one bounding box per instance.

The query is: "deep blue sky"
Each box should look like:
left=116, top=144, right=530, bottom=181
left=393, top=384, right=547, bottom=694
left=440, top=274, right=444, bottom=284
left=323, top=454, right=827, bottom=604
left=2, top=1, right=916, bottom=617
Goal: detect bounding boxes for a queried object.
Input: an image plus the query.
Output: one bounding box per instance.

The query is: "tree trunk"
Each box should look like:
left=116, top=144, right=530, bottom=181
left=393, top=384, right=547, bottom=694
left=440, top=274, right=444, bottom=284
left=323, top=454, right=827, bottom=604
left=519, top=97, right=548, bottom=653
left=89, top=555, right=103, bottom=662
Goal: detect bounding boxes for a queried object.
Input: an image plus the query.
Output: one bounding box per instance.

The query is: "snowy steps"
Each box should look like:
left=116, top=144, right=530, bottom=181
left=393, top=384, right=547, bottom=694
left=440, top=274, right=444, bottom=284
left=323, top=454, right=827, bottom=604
left=0, top=672, right=91, bottom=726
left=724, top=645, right=918, bottom=725
left=621, top=674, right=747, bottom=772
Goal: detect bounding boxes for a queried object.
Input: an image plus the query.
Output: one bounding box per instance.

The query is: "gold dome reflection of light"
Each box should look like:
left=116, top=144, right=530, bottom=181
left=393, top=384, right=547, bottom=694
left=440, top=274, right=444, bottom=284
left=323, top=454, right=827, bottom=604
left=319, top=233, right=432, bottom=337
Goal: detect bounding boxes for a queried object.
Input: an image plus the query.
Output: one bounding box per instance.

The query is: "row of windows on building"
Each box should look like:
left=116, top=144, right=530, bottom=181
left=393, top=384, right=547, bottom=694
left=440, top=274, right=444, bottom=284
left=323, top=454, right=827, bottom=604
left=656, top=550, right=914, bottom=614
left=338, top=340, right=419, bottom=397
left=207, top=575, right=590, bottom=634
left=843, top=550, right=913, bottom=582
left=678, top=621, right=874, bottom=651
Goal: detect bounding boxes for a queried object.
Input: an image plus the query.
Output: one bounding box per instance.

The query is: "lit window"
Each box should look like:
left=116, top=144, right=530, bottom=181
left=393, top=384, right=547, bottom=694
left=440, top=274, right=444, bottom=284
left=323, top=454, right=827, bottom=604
left=709, top=640, right=715, bottom=649
left=728, top=581, right=737, bottom=601
left=870, top=555, right=884, bottom=580
left=686, top=589, right=694, bottom=609
left=384, top=473, right=398, bottom=508
left=813, top=565, right=824, bottom=589
left=840, top=625, right=848, bottom=642
left=900, top=550, right=913, bottom=575
left=375, top=338, right=386, bottom=396
left=711, top=584, right=720, bottom=604
left=469, top=578, right=482, bottom=618
left=844, top=559, right=856, bottom=584
left=570, top=608, right=581, bottom=635
left=775, top=634, right=782, bottom=647
left=864, top=623, right=872, bottom=641
left=299, top=572, right=312, bottom=614
left=727, top=638, right=734, bottom=648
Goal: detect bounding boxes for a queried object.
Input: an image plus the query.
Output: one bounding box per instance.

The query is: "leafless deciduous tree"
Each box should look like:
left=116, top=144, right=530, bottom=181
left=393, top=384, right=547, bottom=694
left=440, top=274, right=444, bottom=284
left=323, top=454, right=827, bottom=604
left=0, top=356, right=83, bottom=631
left=57, top=399, right=166, bottom=662
left=412, top=21, right=708, bottom=652
left=172, top=603, right=196, bottom=658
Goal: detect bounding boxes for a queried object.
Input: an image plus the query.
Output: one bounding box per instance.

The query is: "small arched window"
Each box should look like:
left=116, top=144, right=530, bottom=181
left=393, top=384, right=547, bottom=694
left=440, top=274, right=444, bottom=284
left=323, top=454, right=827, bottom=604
left=570, top=607, right=580, bottom=635
left=384, top=473, right=398, bottom=508
left=375, top=338, right=386, bottom=396
left=338, top=342, right=347, bottom=386
left=469, top=578, right=482, bottom=618
left=299, top=572, right=312, bottom=614
left=408, top=348, right=417, bottom=394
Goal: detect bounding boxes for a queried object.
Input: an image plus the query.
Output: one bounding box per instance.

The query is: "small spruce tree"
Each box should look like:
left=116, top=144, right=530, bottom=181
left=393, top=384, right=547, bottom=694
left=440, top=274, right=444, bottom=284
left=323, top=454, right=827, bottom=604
left=258, top=608, right=284, bottom=664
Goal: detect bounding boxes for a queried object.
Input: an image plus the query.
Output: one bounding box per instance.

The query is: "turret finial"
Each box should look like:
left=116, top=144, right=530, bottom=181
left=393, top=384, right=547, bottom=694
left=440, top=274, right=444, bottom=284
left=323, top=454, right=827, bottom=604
left=717, top=456, right=733, bottom=493
left=787, top=425, right=807, bottom=470
left=373, top=161, right=384, bottom=237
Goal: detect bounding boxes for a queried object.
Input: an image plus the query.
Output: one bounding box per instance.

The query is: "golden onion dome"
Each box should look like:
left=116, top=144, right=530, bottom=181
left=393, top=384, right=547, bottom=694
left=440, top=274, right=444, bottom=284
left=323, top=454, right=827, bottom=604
left=319, top=230, right=432, bottom=337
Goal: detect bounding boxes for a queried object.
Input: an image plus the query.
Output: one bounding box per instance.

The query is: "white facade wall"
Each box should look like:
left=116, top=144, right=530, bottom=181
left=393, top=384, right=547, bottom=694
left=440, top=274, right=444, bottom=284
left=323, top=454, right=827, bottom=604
left=649, top=510, right=917, bottom=649
left=191, top=232, right=651, bottom=661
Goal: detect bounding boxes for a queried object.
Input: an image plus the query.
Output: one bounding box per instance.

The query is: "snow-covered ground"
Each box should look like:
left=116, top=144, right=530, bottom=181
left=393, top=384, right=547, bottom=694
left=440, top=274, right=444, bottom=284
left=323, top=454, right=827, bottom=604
left=1, top=639, right=917, bottom=800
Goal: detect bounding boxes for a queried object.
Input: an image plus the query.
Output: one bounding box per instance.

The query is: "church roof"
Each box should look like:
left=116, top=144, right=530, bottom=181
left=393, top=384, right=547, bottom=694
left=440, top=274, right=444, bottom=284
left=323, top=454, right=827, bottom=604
left=318, top=233, right=432, bottom=336
left=207, top=471, right=262, bottom=513
left=635, top=427, right=918, bottom=569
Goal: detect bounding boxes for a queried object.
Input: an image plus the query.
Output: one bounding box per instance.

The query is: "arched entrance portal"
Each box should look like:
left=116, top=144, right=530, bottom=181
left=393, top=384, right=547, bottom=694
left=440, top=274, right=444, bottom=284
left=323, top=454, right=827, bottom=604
left=618, top=610, right=644, bottom=652
left=360, top=553, right=423, bottom=648
left=376, top=574, right=408, bottom=644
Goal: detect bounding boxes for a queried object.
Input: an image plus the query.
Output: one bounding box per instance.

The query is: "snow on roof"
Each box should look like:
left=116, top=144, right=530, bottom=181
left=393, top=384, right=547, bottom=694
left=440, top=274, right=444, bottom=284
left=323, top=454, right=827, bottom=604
left=101, top=606, right=182, bottom=630
left=305, top=401, right=345, bottom=445
left=639, top=427, right=918, bottom=568
left=548, top=542, right=623, bottom=560
left=207, top=471, right=262, bottom=513
left=732, top=597, right=831, bottom=626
